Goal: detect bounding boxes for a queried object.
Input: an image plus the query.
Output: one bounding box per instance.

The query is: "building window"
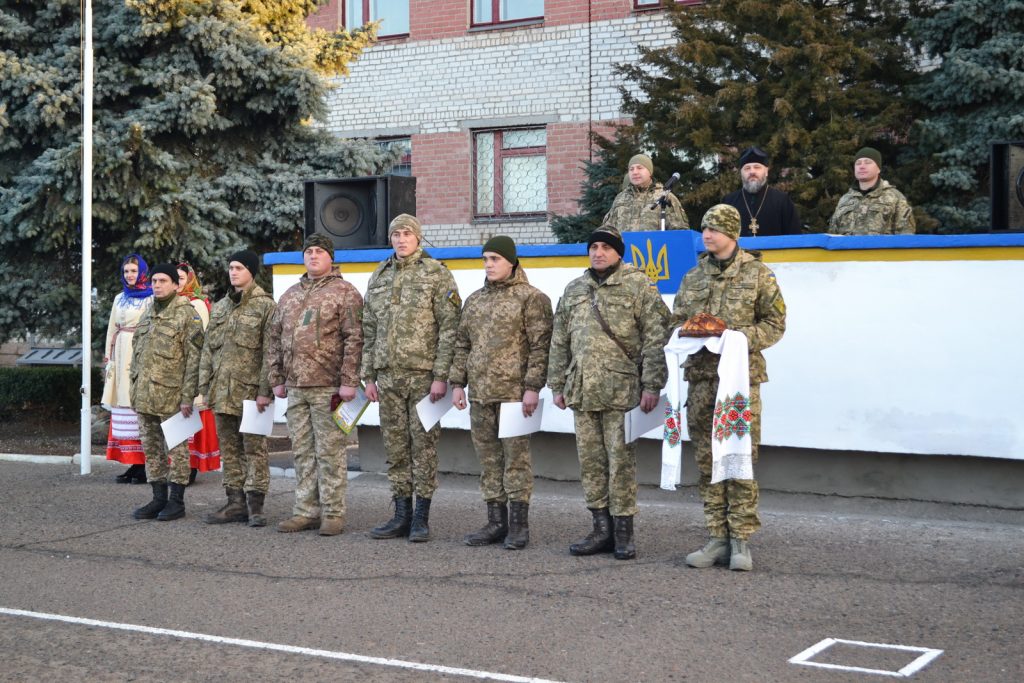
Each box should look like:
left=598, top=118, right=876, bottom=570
left=474, top=128, right=547, bottom=217
left=346, top=0, right=409, bottom=37
left=375, top=137, right=412, bottom=176
left=471, top=0, right=544, bottom=27
left=634, top=0, right=702, bottom=8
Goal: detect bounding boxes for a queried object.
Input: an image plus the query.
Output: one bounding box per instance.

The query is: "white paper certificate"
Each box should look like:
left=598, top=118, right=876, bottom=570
left=161, top=410, right=203, bottom=450
left=624, top=394, right=670, bottom=444
left=240, top=400, right=275, bottom=436
left=498, top=400, right=545, bottom=438
left=416, top=385, right=454, bottom=431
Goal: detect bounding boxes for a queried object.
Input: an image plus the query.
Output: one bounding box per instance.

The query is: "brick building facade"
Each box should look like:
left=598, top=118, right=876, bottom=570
left=309, top=1, right=686, bottom=246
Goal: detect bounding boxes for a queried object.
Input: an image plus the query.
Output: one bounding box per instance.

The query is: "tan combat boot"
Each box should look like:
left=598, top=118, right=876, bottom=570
left=276, top=515, right=320, bottom=533
left=729, top=538, right=753, bottom=571
left=685, top=536, right=730, bottom=568
left=319, top=517, right=344, bottom=536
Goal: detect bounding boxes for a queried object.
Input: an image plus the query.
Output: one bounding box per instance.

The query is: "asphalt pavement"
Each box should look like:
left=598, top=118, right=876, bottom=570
left=0, top=459, right=1021, bottom=682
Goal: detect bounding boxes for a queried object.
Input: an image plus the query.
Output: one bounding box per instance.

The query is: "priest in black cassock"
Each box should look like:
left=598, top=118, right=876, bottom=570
left=721, top=147, right=802, bottom=237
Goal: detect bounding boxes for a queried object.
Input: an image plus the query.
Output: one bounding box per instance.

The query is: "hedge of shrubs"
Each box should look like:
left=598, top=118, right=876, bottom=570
left=0, top=366, right=103, bottom=420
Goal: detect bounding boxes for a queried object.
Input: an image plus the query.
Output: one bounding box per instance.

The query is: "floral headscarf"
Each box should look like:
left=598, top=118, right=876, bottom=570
left=120, top=254, right=153, bottom=299
left=176, top=261, right=210, bottom=310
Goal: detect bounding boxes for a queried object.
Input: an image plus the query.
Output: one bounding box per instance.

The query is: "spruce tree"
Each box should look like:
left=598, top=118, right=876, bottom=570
left=912, top=0, right=1024, bottom=231
left=550, top=135, right=635, bottom=243
left=0, top=0, right=392, bottom=343
left=612, top=0, right=929, bottom=231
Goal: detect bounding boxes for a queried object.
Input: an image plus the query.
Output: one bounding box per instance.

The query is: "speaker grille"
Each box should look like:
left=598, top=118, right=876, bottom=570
left=320, top=193, right=364, bottom=237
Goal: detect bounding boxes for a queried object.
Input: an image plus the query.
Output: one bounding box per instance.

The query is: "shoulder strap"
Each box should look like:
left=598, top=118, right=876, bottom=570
left=589, top=289, right=634, bottom=362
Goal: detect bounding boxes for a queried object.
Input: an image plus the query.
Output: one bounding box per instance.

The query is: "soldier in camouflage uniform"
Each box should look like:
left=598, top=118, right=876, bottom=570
left=363, top=214, right=461, bottom=543
left=548, top=226, right=670, bottom=560
left=267, top=234, right=364, bottom=537
left=450, top=236, right=553, bottom=550
left=828, top=147, right=915, bottom=235
left=602, top=153, right=689, bottom=231
left=129, top=264, right=204, bottom=522
left=199, top=250, right=276, bottom=528
left=673, top=204, right=786, bottom=571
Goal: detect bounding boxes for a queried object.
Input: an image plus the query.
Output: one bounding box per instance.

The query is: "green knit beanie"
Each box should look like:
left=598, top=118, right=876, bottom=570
left=855, top=147, right=883, bottom=168
left=482, top=235, right=518, bottom=265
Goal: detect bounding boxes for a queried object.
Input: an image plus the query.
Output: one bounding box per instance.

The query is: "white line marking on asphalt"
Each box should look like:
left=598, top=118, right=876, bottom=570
left=789, top=637, right=943, bottom=677
left=0, top=606, right=564, bottom=683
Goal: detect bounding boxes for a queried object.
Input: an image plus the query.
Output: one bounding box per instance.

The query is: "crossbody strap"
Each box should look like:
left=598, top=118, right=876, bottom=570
left=589, top=289, right=636, bottom=363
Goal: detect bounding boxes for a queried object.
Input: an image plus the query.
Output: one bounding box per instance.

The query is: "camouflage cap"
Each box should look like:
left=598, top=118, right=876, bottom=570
left=389, top=213, right=423, bottom=243
left=701, top=204, right=741, bottom=240
left=303, top=233, right=335, bottom=257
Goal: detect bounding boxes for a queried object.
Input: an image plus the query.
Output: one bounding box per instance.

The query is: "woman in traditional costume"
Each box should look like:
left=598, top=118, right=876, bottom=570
left=177, top=262, right=220, bottom=483
left=103, top=254, right=153, bottom=483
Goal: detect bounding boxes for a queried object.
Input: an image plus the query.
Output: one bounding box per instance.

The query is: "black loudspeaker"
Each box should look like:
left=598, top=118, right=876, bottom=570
left=304, top=175, right=416, bottom=248
left=991, top=142, right=1024, bottom=231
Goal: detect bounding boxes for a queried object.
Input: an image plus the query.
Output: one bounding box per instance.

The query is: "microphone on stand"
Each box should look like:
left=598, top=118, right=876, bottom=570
left=650, top=172, right=681, bottom=209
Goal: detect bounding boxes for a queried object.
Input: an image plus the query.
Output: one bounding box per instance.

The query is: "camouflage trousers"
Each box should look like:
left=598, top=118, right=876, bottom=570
left=686, top=379, right=762, bottom=540
left=378, top=370, right=440, bottom=500
left=138, top=412, right=191, bottom=485
left=573, top=409, right=638, bottom=517
left=469, top=401, right=533, bottom=504
left=214, top=413, right=270, bottom=494
left=286, top=386, right=347, bottom=520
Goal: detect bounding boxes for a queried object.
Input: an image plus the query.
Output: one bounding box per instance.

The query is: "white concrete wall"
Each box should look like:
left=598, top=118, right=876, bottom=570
left=272, top=257, right=1024, bottom=460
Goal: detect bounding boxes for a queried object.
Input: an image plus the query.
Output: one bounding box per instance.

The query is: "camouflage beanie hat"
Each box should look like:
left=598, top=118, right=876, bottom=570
left=628, top=154, right=654, bottom=176
left=855, top=147, right=882, bottom=168
left=389, top=213, right=423, bottom=243
left=303, top=233, right=335, bottom=256
left=702, top=204, right=742, bottom=240
left=482, top=235, right=518, bottom=265
left=587, top=226, right=625, bottom=257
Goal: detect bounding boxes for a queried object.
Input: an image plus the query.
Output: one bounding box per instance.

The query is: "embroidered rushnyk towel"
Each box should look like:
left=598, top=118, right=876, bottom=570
left=663, top=329, right=752, bottom=487
left=110, top=406, right=141, bottom=440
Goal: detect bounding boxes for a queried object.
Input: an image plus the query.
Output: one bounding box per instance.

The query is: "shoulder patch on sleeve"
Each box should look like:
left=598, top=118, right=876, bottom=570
left=446, top=289, right=462, bottom=308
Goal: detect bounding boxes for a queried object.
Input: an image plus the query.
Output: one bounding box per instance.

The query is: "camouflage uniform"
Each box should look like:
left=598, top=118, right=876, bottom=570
left=548, top=262, right=670, bottom=516
left=267, top=273, right=363, bottom=522
left=450, top=265, right=553, bottom=504
left=130, top=294, right=204, bottom=485
left=672, top=231, right=786, bottom=540
left=602, top=181, right=689, bottom=232
left=198, top=282, right=276, bottom=494
left=362, top=247, right=461, bottom=499
left=827, top=180, right=915, bottom=235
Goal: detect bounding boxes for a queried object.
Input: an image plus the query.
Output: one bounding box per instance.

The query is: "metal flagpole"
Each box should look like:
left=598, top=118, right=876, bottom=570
left=80, top=0, right=93, bottom=475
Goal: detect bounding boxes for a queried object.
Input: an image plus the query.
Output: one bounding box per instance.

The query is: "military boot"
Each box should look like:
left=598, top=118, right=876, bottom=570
left=246, top=491, right=267, bottom=527
left=133, top=482, right=168, bottom=520
left=203, top=488, right=248, bottom=524
left=503, top=501, right=530, bottom=550
left=276, top=515, right=320, bottom=532
left=408, top=497, right=432, bottom=543
left=157, top=483, right=186, bottom=521
left=369, top=496, right=412, bottom=539
left=569, top=508, right=614, bottom=556
left=463, top=502, right=508, bottom=546
left=729, top=538, right=753, bottom=571
left=685, top=537, right=730, bottom=568
left=613, top=515, right=636, bottom=560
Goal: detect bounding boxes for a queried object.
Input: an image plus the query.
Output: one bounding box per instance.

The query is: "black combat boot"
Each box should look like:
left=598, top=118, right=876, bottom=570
left=116, top=464, right=146, bottom=484
left=246, top=491, right=267, bottom=527
left=133, top=482, right=168, bottom=520
left=613, top=515, right=636, bottom=560
left=157, top=482, right=186, bottom=521
left=569, top=507, right=614, bottom=556
left=203, top=488, right=248, bottom=524
left=463, top=501, right=508, bottom=546
left=370, top=496, right=413, bottom=539
left=503, top=501, right=530, bottom=550
left=408, top=497, right=432, bottom=543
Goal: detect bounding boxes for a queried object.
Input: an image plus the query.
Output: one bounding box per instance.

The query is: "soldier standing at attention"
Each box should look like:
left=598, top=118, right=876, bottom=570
left=548, top=226, right=670, bottom=560
left=199, top=250, right=277, bottom=527
left=450, top=236, right=553, bottom=550
left=267, top=235, right=364, bottom=537
left=130, top=264, right=204, bottom=522
left=674, top=205, right=786, bottom=571
left=828, top=147, right=915, bottom=235
left=602, top=153, right=689, bottom=231
left=363, top=214, right=461, bottom=543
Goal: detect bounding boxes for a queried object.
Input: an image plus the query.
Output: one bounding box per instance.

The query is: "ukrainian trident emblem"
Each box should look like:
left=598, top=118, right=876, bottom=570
left=630, top=239, right=670, bottom=284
